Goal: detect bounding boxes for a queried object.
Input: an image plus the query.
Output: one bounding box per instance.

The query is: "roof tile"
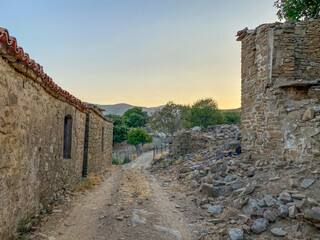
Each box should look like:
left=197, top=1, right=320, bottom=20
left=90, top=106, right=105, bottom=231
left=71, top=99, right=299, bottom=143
left=0, top=27, right=89, bottom=112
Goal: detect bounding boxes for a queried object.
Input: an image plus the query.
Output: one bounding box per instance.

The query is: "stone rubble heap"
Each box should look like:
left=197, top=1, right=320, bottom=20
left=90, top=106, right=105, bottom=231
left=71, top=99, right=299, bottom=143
left=152, top=147, right=320, bottom=239
left=170, top=124, right=241, bottom=159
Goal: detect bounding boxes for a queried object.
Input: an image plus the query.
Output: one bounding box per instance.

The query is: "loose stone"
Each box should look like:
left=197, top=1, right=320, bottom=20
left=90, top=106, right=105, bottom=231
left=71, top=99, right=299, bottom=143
left=271, top=228, right=287, bottom=237
left=251, top=218, right=269, bottom=234
left=301, top=179, right=315, bottom=189
left=228, top=228, right=244, bottom=240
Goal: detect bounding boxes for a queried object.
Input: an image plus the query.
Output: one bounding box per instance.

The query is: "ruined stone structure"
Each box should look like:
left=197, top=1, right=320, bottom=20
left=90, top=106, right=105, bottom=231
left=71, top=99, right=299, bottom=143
left=171, top=124, right=241, bottom=159
left=237, top=19, right=320, bottom=162
left=0, top=28, right=113, bottom=239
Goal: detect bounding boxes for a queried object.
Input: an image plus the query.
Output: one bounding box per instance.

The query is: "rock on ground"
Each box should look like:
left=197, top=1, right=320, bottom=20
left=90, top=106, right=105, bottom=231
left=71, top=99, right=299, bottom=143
left=251, top=218, right=269, bottom=234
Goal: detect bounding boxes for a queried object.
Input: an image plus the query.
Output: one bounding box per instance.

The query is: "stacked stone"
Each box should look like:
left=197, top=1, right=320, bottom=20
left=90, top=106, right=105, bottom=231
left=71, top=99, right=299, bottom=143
left=171, top=124, right=241, bottom=159
left=238, top=19, right=320, bottom=162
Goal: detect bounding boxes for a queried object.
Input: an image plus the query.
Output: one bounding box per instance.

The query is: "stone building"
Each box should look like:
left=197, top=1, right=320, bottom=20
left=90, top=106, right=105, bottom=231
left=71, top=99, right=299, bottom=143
left=84, top=104, right=113, bottom=176
left=237, top=19, right=320, bottom=162
left=0, top=28, right=113, bottom=239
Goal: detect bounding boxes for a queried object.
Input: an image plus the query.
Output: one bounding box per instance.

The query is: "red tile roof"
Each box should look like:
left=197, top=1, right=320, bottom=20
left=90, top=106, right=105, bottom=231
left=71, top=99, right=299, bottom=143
left=0, top=27, right=89, bottom=112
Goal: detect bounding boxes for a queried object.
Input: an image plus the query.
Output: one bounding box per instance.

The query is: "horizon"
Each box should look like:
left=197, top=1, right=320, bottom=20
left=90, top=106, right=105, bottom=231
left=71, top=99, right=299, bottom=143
left=0, top=1, right=280, bottom=108
left=97, top=102, right=240, bottom=110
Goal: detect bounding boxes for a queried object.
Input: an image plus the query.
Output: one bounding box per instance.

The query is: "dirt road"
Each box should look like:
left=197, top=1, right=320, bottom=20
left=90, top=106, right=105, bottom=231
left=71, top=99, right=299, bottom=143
left=30, top=152, right=197, bottom=240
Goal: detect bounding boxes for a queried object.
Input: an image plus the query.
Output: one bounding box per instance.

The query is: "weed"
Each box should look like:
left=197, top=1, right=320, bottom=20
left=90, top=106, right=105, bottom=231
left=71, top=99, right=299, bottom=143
left=74, top=174, right=102, bottom=192
left=112, top=158, right=121, bottom=165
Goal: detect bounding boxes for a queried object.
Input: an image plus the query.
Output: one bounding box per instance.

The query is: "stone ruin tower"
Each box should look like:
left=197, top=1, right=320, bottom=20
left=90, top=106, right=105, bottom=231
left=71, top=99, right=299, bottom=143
left=237, top=19, right=320, bottom=162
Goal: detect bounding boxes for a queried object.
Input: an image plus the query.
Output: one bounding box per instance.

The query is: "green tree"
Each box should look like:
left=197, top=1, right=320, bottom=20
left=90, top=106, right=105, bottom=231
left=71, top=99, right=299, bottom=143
left=150, top=102, right=190, bottom=138
left=127, top=128, right=152, bottom=149
left=274, top=0, right=320, bottom=21
left=105, top=114, right=129, bottom=144
left=123, top=107, right=149, bottom=128
left=188, top=98, right=223, bottom=128
left=222, top=111, right=241, bottom=124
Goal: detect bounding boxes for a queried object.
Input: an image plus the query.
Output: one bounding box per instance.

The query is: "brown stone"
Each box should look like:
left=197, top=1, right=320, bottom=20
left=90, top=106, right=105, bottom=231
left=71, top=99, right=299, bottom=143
left=302, top=107, right=315, bottom=120
left=0, top=56, right=113, bottom=239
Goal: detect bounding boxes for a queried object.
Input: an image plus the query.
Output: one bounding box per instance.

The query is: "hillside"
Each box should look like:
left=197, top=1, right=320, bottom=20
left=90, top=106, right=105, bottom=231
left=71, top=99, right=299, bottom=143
left=96, top=103, right=164, bottom=116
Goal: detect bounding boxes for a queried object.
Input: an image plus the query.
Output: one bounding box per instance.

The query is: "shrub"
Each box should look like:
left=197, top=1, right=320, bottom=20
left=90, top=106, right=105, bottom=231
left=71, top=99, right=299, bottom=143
left=112, top=157, right=121, bottom=165
left=187, top=98, right=224, bottom=127
left=223, top=111, right=241, bottom=124
left=127, top=128, right=153, bottom=146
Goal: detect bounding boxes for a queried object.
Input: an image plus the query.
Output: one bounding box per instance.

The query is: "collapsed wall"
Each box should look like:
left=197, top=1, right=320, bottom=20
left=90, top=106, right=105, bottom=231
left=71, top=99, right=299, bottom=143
left=237, top=19, right=320, bottom=162
left=0, top=28, right=113, bottom=239
left=171, top=124, right=241, bottom=159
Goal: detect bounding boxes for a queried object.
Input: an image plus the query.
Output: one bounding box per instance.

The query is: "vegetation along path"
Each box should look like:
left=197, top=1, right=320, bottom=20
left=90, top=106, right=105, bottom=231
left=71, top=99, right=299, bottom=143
left=30, top=151, right=197, bottom=240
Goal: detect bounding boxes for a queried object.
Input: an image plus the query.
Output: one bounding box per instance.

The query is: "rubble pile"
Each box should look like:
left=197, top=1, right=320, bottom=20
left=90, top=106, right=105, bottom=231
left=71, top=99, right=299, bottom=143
left=152, top=148, right=320, bottom=239
left=170, top=124, right=241, bottom=159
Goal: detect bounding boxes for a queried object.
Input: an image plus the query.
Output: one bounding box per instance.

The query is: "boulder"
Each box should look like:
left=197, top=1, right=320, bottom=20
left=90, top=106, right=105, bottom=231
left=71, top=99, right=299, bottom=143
left=279, top=191, right=293, bottom=204
left=215, top=185, right=232, bottom=197
left=207, top=205, right=222, bottom=214
left=247, top=167, right=255, bottom=177
left=303, top=207, right=320, bottom=223
left=243, top=199, right=260, bottom=215
left=228, top=228, right=244, bottom=240
left=200, top=183, right=218, bottom=198
left=251, top=218, right=269, bottom=234
left=263, top=209, right=277, bottom=222
left=263, top=194, right=277, bottom=207
left=289, top=205, right=298, bottom=219
left=278, top=205, right=289, bottom=218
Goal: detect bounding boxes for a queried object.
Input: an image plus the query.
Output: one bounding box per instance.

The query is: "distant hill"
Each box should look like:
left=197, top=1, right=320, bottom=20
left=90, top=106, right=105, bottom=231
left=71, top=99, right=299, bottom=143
left=95, top=103, right=164, bottom=116
left=220, top=108, right=241, bottom=113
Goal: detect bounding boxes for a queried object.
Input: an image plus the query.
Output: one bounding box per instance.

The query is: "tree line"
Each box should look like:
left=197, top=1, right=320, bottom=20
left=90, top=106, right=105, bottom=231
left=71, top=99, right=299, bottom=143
left=106, top=98, right=240, bottom=145
left=149, top=98, right=240, bottom=138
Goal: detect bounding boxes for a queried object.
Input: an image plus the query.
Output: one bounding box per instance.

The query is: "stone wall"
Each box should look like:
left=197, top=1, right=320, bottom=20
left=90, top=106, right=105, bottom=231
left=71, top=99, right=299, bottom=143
left=238, top=19, right=320, bottom=162
left=171, top=124, right=241, bottom=159
left=0, top=57, right=87, bottom=239
left=0, top=33, right=114, bottom=238
left=86, top=108, right=113, bottom=175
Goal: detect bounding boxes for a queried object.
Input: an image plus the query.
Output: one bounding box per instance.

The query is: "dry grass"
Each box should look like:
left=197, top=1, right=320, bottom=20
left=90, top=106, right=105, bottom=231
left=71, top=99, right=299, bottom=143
left=106, top=166, right=118, bottom=171
left=119, top=168, right=150, bottom=202
left=219, top=206, right=239, bottom=220
left=154, top=153, right=166, bottom=160
left=74, top=174, right=102, bottom=192
left=130, top=154, right=138, bottom=161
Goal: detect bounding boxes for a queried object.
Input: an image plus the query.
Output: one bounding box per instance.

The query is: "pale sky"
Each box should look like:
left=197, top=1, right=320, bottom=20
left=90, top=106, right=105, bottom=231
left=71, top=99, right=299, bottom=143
left=1, top=1, right=279, bottom=109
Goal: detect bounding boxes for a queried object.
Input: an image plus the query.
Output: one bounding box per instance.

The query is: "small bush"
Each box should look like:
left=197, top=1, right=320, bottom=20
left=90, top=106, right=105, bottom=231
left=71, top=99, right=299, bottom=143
left=112, top=158, right=121, bottom=165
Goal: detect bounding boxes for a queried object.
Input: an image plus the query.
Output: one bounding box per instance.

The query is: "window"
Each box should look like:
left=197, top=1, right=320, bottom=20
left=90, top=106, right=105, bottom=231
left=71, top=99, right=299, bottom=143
left=63, top=115, right=72, bottom=158
left=102, top=126, right=105, bottom=152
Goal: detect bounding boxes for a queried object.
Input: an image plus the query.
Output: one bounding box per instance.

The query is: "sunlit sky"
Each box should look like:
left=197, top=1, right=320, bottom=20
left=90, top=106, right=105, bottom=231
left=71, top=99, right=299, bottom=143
left=1, top=1, right=279, bottom=109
